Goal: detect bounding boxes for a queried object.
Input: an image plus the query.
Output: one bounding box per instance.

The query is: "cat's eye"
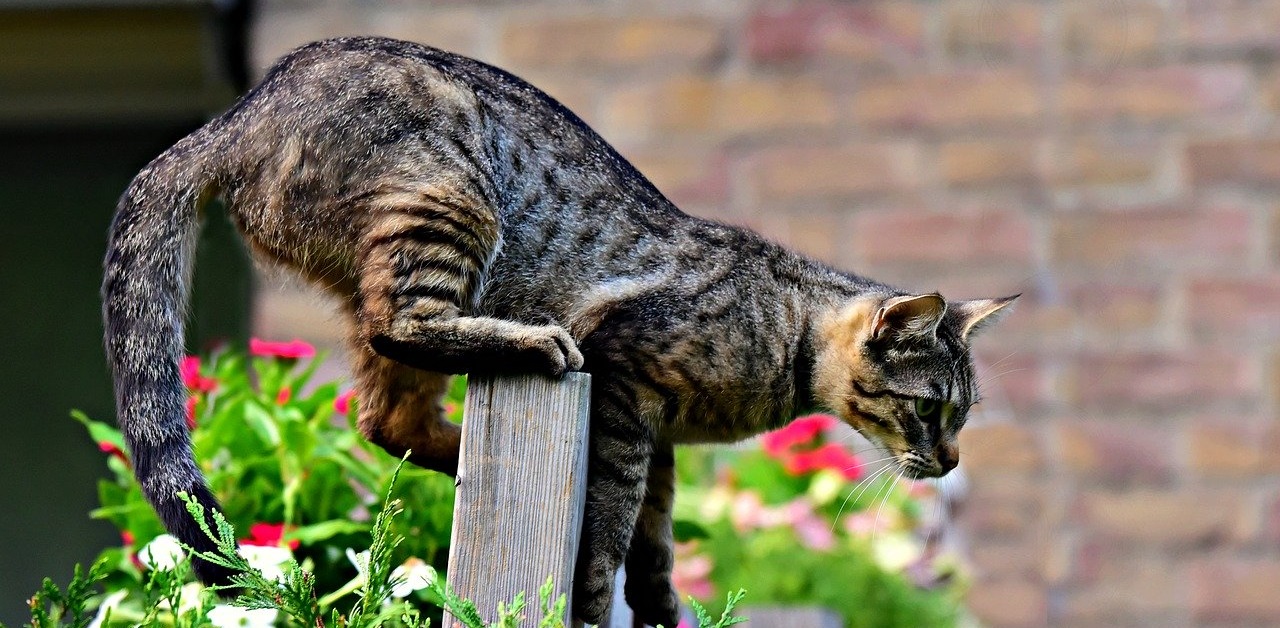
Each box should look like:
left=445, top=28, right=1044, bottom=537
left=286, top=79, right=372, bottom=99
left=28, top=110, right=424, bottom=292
left=913, top=398, right=953, bottom=423
left=914, top=398, right=939, bottom=420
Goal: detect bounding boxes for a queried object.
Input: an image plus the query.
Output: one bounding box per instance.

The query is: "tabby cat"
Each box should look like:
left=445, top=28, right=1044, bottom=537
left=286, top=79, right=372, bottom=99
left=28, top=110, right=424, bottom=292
left=103, top=36, right=1015, bottom=627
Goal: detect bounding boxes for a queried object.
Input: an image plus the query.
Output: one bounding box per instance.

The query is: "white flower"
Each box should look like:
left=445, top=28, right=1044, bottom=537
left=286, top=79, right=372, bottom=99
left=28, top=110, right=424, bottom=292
left=239, top=544, right=293, bottom=582
left=389, top=558, right=435, bottom=598
left=87, top=590, right=128, bottom=628
left=807, top=468, right=845, bottom=505
left=345, top=548, right=371, bottom=584
left=872, top=532, right=923, bottom=572
left=138, top=534, right=185, bottom=571
left=207, top=605, right=278, bottom=628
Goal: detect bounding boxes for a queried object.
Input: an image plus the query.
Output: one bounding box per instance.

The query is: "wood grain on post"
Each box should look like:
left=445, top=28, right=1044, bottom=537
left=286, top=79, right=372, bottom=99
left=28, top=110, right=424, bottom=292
left=446, top=373, right=592, bottom=627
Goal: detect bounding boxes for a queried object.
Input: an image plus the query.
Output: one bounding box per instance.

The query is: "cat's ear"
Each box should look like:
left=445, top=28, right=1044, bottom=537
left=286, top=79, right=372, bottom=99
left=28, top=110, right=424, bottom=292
left=952, top=295, right=1020, bottom=340
left=870, top=294, right=947, bottom=342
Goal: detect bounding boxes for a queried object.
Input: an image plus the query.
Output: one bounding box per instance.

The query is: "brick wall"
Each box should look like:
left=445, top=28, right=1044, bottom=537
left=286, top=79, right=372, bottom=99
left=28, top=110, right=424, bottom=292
left=249, top=2, right=1280, bottom=626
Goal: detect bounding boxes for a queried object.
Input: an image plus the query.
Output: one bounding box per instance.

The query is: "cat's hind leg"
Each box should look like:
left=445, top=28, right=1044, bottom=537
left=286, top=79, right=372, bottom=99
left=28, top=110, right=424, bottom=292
left=623, top=442, right=681, bottom=628
left=355, top=193, right=583, bottom=376
left=350, top=341, right=461, bottom=475
left=573, top=381, right=654, bottom=625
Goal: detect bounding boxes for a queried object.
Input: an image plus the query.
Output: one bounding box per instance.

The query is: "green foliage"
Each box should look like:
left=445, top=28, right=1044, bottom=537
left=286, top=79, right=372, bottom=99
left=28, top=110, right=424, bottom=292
left=20, top=560, right=112, bottom=628
left=672, top=415, right=971, bottom=627
left=75, top=347, right=459, bottom=610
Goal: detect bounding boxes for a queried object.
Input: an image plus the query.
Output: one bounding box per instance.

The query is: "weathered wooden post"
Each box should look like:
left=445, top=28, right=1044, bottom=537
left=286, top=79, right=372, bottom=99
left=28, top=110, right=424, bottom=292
left=445, top=373, right=595, bottom=626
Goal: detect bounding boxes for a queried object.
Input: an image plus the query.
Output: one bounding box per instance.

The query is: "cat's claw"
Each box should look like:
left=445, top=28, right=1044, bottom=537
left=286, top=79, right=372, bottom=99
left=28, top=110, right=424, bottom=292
left=526, top=325, right=584, bottom=376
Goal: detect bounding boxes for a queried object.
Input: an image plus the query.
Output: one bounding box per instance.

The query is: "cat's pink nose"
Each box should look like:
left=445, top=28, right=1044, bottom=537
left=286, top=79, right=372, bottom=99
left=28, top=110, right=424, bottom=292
left=936, top=441, right=959, bottom=473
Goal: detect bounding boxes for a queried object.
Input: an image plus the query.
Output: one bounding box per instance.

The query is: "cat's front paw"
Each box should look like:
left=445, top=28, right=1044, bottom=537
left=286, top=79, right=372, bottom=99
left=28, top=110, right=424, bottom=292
left=522, top=325, right=585, bottom=376
left=625, top=575, right=680, bottom=628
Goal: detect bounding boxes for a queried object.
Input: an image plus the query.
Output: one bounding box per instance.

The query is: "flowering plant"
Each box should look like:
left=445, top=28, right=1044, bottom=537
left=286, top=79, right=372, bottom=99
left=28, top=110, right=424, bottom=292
left=672, top=415, right=972, bottom=627
left=26, top=341, right=749, bottom=628
left=69, top=340, right=461, bottom=625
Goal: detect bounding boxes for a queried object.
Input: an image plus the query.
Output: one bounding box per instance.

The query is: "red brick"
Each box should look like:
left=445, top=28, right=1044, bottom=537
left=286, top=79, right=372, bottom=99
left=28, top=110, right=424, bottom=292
left=746, top=2, right=925, bottom=66
left=744, top=143, right=918, bottom=201
left=969, top=539, right=1046, bottom=580
left=1061, top=549, right=1188, bottom=622
left=938, top=139, right=1040, bottom=187
left=1076, top=489, right=1249, bottom=547
left=1189, top=139, right=1280, bottom=186
left=1064, top=351, right=1257, bottom=414
left=1055, top=420, right=1174, bottom=485
left=958, top=423, right=1044, bottom=473
left=1187, top=419, right=1277, bottom=477
left=603, top=77, right=838, bottom=137
left=941, top=1, right=1043, bottom=66
left=851, top=208, right=1034, bottom=266
left=1062, top=66, right=1250, bottom=122
left=1192, top=559, right=1280, bottom=622
left=1051, top=207, right=1252, bottom=270
left=624, top=148, right=729, bottom=207
left=965, top=577, right=1047, bottom=627
left=500, top=17, right=722, bottom=70
left=961, top=473, right=1045, bottom=539
left=1178, top=0, right=1280, bottom=55
left=972, top=353, right=1051, bottom=419
left=1063, top=0, right=1165, bottom=66
left=851, top=71, right=1041, bottom=130
left=1044, top=136, right=1162, bottom=186
left=1066, top=282, right=1164, bottom=336
left=1188, top=275, right=1280, bottom=343
left=754, top=208, right=845, bottom=267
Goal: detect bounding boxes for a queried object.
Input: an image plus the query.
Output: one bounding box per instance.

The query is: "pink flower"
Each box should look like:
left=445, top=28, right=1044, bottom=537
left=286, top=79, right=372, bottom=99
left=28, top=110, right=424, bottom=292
left=793, top=516, right=836, bottom=551
left=185, top=396, right=199, bottom=430
left=179, top=356, right=217, bottom=392
left=729, top=491, right=765, bottom=531
left=249, top=338, right=316, bottom=360
left=672, top=551, right=714, bottom=599
left=275, top=387, right=292, bottom=406
left=241, top=522, right=299, bottom=550
left=761, top=414, right=837, bottom=458
left=98, top=441, right=129, bottom=468
left=334, top=389, right=355, bottom=415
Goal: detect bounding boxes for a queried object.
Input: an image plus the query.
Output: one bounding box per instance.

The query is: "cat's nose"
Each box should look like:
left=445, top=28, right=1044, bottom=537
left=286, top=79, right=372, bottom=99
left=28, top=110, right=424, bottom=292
left=935, top=441, right=959, bottom=473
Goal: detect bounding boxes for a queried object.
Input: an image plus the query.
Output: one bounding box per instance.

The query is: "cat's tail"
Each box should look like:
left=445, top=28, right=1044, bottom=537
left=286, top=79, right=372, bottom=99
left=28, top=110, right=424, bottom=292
left=102, top=127, right=234, bottom=585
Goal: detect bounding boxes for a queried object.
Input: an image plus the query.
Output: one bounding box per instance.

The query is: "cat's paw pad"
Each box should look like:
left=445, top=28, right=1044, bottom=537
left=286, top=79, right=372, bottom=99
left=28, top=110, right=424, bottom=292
left=524, top=325, right=584, bottom=375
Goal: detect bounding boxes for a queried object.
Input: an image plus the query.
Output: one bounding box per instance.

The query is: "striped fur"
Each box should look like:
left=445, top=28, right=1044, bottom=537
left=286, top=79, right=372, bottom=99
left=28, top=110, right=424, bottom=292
left=102, top=37, right=1015, bottom=626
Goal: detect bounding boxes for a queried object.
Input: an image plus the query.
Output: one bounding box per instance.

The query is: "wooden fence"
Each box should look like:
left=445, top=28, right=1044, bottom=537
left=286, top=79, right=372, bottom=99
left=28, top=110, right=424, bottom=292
left=443, top=374, right=835, bottom=627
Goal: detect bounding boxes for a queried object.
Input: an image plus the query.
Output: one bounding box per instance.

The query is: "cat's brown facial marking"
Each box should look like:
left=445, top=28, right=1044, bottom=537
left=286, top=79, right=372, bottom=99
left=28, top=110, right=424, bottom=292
left=815, top=293, right=1017, bottom=480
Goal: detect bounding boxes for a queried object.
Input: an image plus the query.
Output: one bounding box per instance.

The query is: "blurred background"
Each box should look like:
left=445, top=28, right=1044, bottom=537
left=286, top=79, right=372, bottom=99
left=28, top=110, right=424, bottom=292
left=2, top=0, right=1277, bottom=626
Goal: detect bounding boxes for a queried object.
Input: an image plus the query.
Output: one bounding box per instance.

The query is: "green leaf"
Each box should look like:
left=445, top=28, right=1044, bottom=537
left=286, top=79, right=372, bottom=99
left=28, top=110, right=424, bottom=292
left=241, top=402, right=281, bottom=446
left=288, top=520, right=370, bottom=546
left=673, top=519, right=711, bottom=542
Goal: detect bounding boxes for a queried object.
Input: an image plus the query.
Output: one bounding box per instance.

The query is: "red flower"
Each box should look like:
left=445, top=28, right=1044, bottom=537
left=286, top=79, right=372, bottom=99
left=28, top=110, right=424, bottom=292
left=275, top=387, right=292, bottom=406
left=179, top=356, right=217, bottom=392
left=761, top=414, right=837, bottom=458
left=250, top=338, right=316, bottom=360
left=185, top=396, right=199, bottom=430
left=121, top=530, right=135, bottom=546
left=334, top=389, right=355, bottom=415
left=98, top=441, right=130, bottom=468
left=241, top=522, right=299, bottom=550
left=784, top=443, right=863, bottom=480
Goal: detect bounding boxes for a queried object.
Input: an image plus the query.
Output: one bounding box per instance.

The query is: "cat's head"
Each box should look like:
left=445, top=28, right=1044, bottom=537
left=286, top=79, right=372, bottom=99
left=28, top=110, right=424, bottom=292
left=814, top=292, right=1017, bottom=479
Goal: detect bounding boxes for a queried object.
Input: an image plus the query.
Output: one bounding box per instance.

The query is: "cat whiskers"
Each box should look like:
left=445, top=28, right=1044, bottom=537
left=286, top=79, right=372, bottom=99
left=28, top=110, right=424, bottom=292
left=868, top=459, right=906, bottom=547
left=830, top=456, right=899, bottom=534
